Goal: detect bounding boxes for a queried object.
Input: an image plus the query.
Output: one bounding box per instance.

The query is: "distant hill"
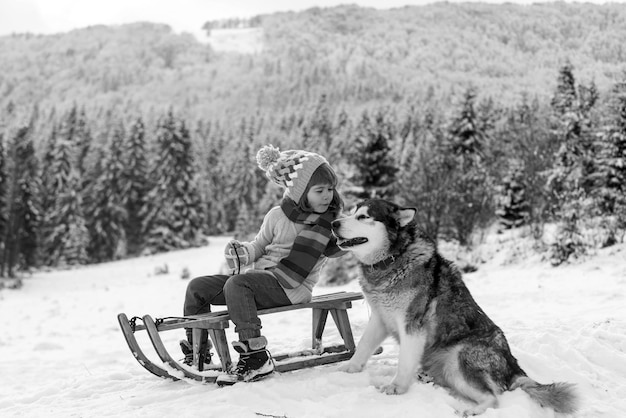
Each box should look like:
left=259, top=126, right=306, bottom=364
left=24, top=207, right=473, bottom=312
left=1, top=2, right=625, bottom=122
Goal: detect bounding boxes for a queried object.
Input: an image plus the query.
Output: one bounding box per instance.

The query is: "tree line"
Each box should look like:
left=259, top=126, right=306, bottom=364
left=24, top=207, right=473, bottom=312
left=0, top=63, right=625, bottom=277
left=2, top=3, right=626, bottom=124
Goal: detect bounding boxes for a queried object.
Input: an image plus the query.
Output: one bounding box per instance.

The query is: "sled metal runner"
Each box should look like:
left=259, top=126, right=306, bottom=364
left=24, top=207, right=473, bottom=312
left=143, top=314, right=220, bottom=382
left=118, top=291, right=364, bottom=383
left=117, top=313, right=181, bottom=381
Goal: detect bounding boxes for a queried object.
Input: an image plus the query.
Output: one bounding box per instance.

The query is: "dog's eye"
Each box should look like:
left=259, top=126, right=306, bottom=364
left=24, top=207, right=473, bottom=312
left=357, top=214, right=369, bottom=221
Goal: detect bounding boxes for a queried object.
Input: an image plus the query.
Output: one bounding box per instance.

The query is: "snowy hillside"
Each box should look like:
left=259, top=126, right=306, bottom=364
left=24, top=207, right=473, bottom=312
left=0, top=235, right=625, bottom=418
left=205, top=28, right=264, bottom=53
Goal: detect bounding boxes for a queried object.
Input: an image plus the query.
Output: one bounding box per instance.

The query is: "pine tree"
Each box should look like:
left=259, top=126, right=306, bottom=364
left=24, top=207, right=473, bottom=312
left=550, top=62, right=577, bottom=117
left=546, top=63, right=598, bottom=203
left=397, top=109, right=453, bottom=241
left=53, top=186, right=90, bottom=267
left=121, top=117, right=149, bottom=255
left=42, top=136, right=89, bottom=267
left=53, top=105, right=92, bottom=180
left=1, top=128, right=20, bottom=277
left=546, top=63, right=599, bottom=264
left=498, top=97, right=553, bottom=237
left=203, top=125, right=228, bottom=234
left=444, top=89, right=494, bottom=245
left=0, top=134, right=8, bottom=276
left=448, top=89, right=486, bottom=157
left=75, top=107, right=92, bottom=177
left=143, top=111, right=205, bottom=253
left=12, top=129, right=40, bottom=272
left=40, top=125, right=59, bottom=215
left=1, top=124, right=41, bottom=276
left=592, top=78, right=626, bottom=243
left=303, top=94, right=334, bottom=154
left=85, top=124, right=128, bottom=262
left=58, top=106, right=78, bottom=148
left=332, top=108, right=352, bottom=156
left=226, top=120, right=267, bottom=237
left=495, top=162, right=530, bottom=229
left=348, top=109, right=398, bottom=200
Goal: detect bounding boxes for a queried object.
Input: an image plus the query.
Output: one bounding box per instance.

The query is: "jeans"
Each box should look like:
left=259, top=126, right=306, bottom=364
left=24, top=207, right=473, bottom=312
left=184, top=272, right=291, bottom=341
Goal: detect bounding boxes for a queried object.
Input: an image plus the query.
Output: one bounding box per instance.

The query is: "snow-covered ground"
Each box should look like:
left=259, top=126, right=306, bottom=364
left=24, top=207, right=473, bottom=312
left=0, top=234, right=625, bottom=418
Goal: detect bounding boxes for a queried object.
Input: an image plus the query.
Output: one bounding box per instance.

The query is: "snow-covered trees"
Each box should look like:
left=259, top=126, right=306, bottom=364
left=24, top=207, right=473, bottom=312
left=396, top=109, right=453, bottom=241
left=39, top=108, right=90, bottom=267
left=42, top=136, right=90, bottom=267
left=347, top=109, right=398, bottom=200
left=85, top=124, right=127, bottom=262
left=0, top=123, right=40, bottom=276
left=1, top=62, right=625, bottom=275
left=444, top=89, right=495, bottom=245
left=121, top=117, right=150, bottom=256
left=546, top=62, right=599, bottom=265
left=495, top=162, right=530, bottom=229
left=142, top=110, right=205, bottom=253
left=494, top=98, right=552, bottom=233
left=591, top=78, right=626, bottom=244
left=11, top=127, right=39, bottom=272
left=0, top=135, right=7, bottom=274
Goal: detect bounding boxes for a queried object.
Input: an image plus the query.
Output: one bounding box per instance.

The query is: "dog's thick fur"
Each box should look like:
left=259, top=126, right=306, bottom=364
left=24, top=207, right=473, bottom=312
left=332, top=199, right=578, bottom=416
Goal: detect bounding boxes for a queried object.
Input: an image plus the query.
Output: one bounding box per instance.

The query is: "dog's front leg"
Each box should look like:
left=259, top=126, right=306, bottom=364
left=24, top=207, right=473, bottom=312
left=381, top=331, right=426, bottom=395
left=339, top=311, right=387, bottom=373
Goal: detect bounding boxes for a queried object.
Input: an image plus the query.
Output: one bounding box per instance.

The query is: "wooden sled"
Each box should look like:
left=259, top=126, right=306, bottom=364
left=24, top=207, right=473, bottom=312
left=118, top=291, right=364, bottom=382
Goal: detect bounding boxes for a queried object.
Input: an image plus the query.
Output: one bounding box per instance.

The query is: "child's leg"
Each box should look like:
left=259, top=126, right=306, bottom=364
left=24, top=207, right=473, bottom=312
left=182, top=275, right=229, bottom=350
left=183, top=274, right=229, bottom=316
left=223, top=272, right=290, bottom=342
left=216, top=272, right=289, bottom=384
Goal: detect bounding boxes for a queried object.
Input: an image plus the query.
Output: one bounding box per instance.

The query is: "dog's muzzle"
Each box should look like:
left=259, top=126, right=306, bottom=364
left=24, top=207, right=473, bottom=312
left=336, top=237, right=369, bottom=248
left=332, top=220, right=369, bottom=248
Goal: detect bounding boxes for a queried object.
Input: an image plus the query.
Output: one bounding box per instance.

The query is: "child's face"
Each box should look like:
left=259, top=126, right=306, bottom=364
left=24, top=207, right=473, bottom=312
left=306, top=183, right=334, bottom=213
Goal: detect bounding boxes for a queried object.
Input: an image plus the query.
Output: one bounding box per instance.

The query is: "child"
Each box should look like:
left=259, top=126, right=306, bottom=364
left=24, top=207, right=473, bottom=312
left=182, top=145, right=345, bottom=385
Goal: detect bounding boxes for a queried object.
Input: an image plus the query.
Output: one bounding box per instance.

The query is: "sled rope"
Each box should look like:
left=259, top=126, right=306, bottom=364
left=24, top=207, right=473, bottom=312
left=128, top=316, right=142, bottom=332
left=231, top=241, right=241, bottom=275
left=154, top=316, right=190, bottom=326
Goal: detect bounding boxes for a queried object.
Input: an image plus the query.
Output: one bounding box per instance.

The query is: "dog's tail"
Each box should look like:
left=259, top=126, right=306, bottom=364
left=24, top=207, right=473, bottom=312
left=511, top=375, right=579, bottom=414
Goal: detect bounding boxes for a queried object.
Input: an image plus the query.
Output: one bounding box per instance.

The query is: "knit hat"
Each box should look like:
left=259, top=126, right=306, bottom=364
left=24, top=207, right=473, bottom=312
left=256, top=145, right=330, bottom=204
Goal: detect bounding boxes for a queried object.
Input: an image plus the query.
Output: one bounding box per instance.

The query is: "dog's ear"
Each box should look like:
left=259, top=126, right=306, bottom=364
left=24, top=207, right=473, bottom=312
left=396, top=208, right=416, bottom=227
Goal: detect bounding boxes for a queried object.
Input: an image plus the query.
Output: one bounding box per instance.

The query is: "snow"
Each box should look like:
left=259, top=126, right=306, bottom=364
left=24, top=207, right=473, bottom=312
left=0, top=234, right=625, bottom=418
left=205, top=28, right=264, bottom=53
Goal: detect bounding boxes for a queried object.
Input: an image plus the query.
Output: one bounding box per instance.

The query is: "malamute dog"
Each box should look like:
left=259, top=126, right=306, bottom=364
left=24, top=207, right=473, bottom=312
left=331, top=199, right=578, bottom=416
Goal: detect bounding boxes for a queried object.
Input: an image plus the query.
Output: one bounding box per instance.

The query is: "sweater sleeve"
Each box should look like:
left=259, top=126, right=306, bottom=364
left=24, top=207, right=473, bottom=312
left=242, top=206, right=279, bottom=262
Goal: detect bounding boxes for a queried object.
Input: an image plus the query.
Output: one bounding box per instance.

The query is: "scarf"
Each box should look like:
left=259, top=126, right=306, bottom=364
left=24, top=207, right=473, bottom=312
left=269, top=198, right=339, bottom=289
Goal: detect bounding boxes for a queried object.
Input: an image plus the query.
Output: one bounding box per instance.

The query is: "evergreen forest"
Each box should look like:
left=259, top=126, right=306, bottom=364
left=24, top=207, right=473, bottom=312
left=0, top=2, right=625, bottom=277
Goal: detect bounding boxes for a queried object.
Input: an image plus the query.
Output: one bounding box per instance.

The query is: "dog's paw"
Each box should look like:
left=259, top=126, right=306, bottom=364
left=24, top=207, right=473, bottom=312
left=416, top=370, right=433, bottom=384
left=456, top=404, right=488, bottom=416
left=338, top=361, right=364, bottom=373
left=379, top=382, right=409, bottom=395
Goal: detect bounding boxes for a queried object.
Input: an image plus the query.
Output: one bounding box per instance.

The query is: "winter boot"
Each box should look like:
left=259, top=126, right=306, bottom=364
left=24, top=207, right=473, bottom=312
left=180, top=335, right=213, bottom=370
left=216, top=336, right=274, bottom=386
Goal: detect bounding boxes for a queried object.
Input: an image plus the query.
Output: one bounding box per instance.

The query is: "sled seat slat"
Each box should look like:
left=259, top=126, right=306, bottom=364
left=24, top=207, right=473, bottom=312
left=137, top=291, right=363, bottom=332
left=142, top=291, right=363, bottom=372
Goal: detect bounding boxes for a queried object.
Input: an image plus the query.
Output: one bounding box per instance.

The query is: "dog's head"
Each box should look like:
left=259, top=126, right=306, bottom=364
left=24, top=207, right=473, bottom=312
left=331, top=199, right=417, bottom=265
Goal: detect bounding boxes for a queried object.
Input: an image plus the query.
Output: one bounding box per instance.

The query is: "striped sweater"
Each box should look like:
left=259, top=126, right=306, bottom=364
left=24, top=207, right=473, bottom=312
left=241, top=205, right=344, bottom=304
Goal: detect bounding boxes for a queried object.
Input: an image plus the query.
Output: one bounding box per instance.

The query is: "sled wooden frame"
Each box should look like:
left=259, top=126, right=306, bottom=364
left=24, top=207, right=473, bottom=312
left=118, top=291, right=364, bottom=382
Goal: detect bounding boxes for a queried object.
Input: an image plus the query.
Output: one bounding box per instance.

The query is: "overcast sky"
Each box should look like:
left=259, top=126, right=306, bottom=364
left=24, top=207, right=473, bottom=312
left=0, top=0, right=615, bottom=37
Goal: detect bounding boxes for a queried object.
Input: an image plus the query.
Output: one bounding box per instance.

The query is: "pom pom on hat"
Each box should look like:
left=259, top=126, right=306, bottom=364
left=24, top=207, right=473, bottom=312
left=256, top=145, right=282, bottom=171
left=256, top=144, right=331, bottom=204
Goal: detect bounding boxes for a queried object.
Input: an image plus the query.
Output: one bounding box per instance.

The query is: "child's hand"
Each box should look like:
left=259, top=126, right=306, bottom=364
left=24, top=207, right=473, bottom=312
left=224, top=240, right=250, bottom=271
